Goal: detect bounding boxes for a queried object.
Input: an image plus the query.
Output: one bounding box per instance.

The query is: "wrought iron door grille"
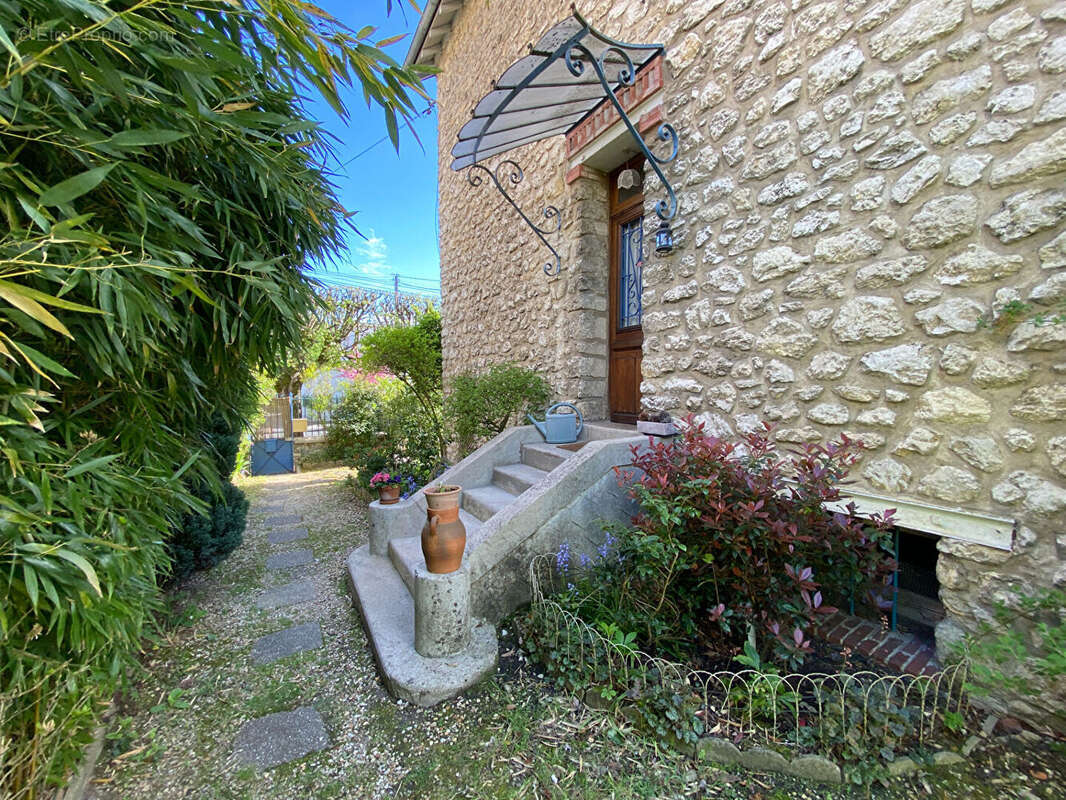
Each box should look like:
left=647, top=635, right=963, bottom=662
left=619, top=216, right=643, bottom=330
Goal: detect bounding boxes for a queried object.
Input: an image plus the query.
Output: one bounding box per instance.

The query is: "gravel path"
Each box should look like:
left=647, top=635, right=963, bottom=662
left=84, top=468, right=1064, bottom=800
left=89, top=468, right=418, bottom=798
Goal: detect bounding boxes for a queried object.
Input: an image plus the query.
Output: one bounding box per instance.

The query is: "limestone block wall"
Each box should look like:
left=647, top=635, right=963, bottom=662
left=434, top=0, right=1066, bottom=724
left=436, top=0, right=662, bottom=420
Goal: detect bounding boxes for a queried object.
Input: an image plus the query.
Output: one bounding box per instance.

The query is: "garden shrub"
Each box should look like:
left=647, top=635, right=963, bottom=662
left=612, top=417, right=897, bottom=667
left=529, top=418, right=896, bottom=671
left=445, top=363, right=552, bottom=458
left=167, top=415, right=250, bottom=583
left=326, top=377, right=442, bottom=490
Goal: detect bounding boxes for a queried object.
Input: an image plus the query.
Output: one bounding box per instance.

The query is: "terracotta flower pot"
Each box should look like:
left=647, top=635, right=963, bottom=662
left=377, top=484, right=401, bottom=505
left=421, top=485, right=466, bottom=574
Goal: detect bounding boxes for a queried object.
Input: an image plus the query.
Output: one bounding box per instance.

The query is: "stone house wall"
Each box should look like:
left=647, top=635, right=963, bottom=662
left=433, top=0, right=1066, bottom=724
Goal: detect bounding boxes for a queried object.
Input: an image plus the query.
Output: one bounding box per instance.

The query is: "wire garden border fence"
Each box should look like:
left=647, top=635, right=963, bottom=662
left=527, top=554, right=969, bottom=761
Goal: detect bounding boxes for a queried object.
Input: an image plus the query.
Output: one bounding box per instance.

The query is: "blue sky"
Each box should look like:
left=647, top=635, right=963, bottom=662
left=304, top=0, right=441, bottom=297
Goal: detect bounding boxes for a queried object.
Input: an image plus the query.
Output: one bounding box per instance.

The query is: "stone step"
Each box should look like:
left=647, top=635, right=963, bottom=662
left=268, top=526, right=309, bottom=545
left=346, top=545, right=497, bottom=706
left=520, top=441, right=573, bottom=472
left=251, top=622, right=322, bottom=665
left=388, top=510, right=482, bottom=592
left=492, top=462, right=549, bottom=495
left=254, top=578, right=315, bottom=611
left=462, top=484, right=518, bottom=523
left=265, top=548, right=314, bottom=570
left=233, top=707, right=329, bottom=770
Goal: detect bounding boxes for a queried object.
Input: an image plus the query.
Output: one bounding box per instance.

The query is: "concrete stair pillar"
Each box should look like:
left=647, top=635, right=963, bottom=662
left=368, top=497, right=424, bottom=556
left=414, top=567, right=471, bottom=657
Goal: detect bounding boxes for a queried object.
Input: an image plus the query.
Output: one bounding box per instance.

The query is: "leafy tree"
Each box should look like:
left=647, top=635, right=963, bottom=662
left=276, top=285, right=435, bottom=395
left=446, top=364, right=552, bottom=457
left=359, top=307, right=447, bottom=461
left=0, top=2, right=431, bottom=795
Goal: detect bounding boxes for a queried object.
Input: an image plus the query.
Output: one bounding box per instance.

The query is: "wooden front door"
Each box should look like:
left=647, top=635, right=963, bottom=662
left=608, top=159, right=645, bottom=424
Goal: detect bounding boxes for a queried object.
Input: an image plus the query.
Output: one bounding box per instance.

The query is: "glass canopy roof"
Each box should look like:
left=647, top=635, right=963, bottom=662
left=449, top=14, right=664, bottom=171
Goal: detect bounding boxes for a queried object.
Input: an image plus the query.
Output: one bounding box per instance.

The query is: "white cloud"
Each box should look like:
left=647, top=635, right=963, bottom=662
left=353, top=229, right=389, bottom=276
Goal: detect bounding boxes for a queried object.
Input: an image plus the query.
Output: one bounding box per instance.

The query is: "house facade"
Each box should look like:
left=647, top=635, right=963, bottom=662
left=409, top=0, right=1066, bottom=724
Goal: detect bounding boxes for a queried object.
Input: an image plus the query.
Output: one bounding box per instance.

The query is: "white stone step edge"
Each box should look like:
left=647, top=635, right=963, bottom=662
left=347, top=545, right=497, bottom=707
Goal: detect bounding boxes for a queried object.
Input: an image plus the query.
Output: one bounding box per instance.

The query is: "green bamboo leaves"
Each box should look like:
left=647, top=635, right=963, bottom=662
left=0, top=278, right=102, bottom=338
left=37, top=164, right=117, bottom=206
left=1, top=1, right=434, bottom=795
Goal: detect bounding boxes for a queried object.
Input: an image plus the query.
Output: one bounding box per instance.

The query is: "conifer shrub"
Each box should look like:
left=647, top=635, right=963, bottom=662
left=167, top=415, right=250, bottom=582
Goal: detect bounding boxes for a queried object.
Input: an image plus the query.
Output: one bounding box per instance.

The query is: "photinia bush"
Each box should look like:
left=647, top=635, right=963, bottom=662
left=616, top=415, right=897, bottom=667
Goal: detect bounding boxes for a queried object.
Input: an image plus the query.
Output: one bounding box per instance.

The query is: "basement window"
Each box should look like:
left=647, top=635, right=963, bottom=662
left=893, top=528, right=945, bottom=646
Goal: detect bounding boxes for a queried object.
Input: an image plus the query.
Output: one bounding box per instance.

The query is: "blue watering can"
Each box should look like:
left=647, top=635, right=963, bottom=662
left=527, top=402, right=584, bottom=444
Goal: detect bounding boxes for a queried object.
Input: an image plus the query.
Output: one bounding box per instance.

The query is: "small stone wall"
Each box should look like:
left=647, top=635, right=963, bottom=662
left=433, top=0, right=1066, bottom=727
left=293, top=437, right=342, bottom=472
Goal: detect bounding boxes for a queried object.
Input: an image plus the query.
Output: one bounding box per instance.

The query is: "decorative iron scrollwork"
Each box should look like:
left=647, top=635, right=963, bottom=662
left=466, top=160, right=562, bottom=276
left=454, top=10, right=681, bottom=275
left=564, top=41, right=679, bottom=222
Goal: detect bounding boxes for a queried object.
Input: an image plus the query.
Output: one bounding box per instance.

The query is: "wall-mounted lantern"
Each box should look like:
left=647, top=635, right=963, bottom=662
left=654, top=219, right=674, bottom=256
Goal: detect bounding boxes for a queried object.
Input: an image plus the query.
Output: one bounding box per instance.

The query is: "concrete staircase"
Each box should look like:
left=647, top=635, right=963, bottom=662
left=347, top=423, right=646, bottom=706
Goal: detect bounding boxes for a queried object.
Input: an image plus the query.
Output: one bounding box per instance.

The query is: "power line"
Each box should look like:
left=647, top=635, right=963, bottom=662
left=315, top=269, right=439, bottom=287
left=397, top=275, right=441, bottom=286
left=340, top=103, right=437, bottom=167
left=313, top=273, right=440, bottom=298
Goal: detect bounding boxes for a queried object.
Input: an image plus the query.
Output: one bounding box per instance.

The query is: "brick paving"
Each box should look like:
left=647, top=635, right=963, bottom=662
left=814, top=610, right=940, bottom=677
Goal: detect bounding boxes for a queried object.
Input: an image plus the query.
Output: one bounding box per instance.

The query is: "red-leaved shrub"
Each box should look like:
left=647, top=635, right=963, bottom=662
left=616, top=415, right=897, bottom=667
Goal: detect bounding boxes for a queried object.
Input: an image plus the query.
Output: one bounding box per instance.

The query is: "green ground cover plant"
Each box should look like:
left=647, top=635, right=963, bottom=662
left=961, top=585, right=1066, bottom=731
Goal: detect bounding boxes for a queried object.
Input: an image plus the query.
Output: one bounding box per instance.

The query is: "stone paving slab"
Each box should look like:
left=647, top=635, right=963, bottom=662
left=267, top=527, right=309, bottom=545
left=251, top=622, right=322, bottom=664
left=233, top=706, right=329, bottom=770
left=254, top=578, right=315, bottom=611
left=265, top=548, right=314, bottom=570
left=265, top=513, right=302, bottom=526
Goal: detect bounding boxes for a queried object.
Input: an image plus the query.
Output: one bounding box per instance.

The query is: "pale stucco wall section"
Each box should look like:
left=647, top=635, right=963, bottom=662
left=434, top=0, right=1066, bottom=725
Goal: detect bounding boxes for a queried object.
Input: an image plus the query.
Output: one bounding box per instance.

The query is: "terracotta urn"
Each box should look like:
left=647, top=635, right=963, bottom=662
left=377, top=484, right=401, bottom=505
left=421, top=485, right=466, bottom=574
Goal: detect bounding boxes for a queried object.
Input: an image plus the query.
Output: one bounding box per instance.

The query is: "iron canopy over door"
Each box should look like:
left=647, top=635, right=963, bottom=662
left=450, top=12, right=679, bottom=277
left=608, top=158, right=645, bottom=425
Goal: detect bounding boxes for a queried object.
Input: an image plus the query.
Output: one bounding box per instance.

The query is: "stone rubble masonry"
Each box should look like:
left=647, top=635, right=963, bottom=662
left=434, top=0, right=1066, bottom=728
